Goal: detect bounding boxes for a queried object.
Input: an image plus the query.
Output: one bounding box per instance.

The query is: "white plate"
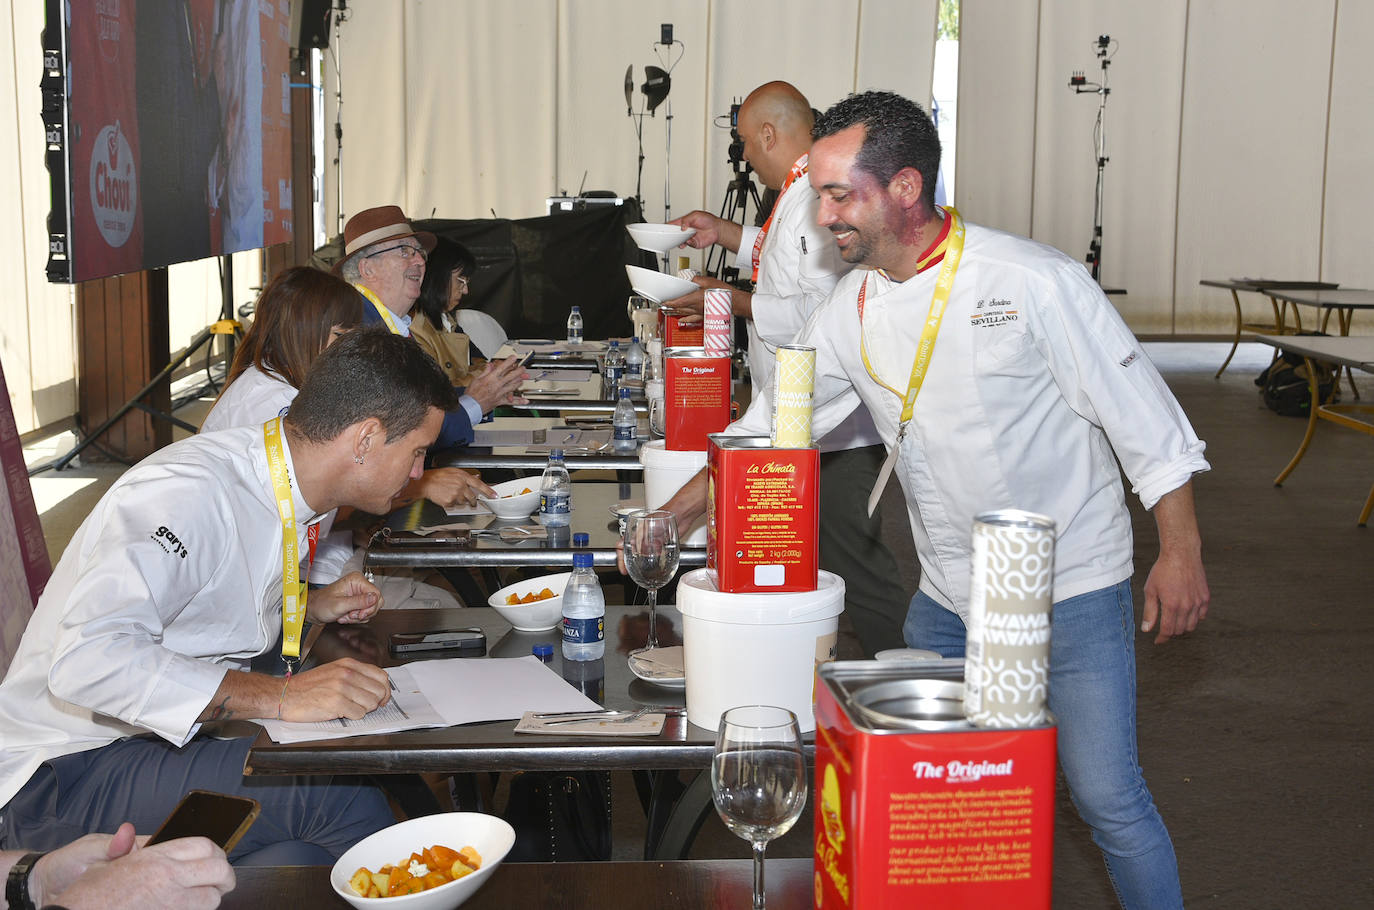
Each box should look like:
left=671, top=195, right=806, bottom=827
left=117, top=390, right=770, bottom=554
left=628, top=651, right=686, bottom=690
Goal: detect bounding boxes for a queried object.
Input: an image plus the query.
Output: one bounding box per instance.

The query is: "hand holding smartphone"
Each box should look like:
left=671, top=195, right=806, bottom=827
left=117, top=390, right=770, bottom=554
left=147, top=790, right=260, bottom=853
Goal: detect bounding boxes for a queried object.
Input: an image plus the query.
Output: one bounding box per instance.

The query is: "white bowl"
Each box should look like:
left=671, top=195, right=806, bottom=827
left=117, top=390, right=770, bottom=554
left=625, top=264, right=698, bottom=303
left=330, top=812, right=515, bottom=909
left=476, top=478, right=541, bottom=520
left=626, top=222, right=697, bottom=253
left=488, top=571, right=571, bottom=631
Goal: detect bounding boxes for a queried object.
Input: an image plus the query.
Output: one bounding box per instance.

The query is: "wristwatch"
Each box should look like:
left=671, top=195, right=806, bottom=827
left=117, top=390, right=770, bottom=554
left=5, top=850, right=45, bottom=910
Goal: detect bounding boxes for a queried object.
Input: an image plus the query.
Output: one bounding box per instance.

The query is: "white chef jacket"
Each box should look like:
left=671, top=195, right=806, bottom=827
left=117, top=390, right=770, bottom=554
left=200, top=367, right=353, bottom=583
left=0, top=425, right=324, bottom=810
left=729, top=219, right=1209, bottom=617
left=734, top=162, right=880, bottom=453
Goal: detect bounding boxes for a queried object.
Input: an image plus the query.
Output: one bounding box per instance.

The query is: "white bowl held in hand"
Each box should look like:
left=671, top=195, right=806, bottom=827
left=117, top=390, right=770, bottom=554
left=476, top=478, right=541, bottom=520
left=626, top=222, right=697, bottom=253
left=330, top=812, right=515, bottom=909
left=488, top=571, right=572, bottom=631
left=625, top=264, right=698, bottom=303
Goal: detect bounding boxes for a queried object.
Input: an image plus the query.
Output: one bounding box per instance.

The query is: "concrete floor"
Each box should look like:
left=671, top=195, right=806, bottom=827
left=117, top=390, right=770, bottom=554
left=22, top=342, right=1374, bottom=908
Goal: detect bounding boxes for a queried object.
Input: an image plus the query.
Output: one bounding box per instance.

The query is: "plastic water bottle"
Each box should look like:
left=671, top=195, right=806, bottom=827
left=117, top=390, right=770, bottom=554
left=625, top=336, right=646, bottom=379
left=613, top=388, right=637, bottom=449
left=561, top=552, right=605, bottom=661
left=566, top=306, right=584, bottom=345
left=603, top=340, right=625, bottom=388
left=538, top=449, right=572, bottom=527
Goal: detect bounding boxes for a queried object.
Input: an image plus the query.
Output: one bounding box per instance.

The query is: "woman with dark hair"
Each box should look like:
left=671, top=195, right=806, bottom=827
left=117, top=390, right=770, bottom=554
left=412, top=238, right=508, bottom=374
left=202, top=266, right=361, bottom=431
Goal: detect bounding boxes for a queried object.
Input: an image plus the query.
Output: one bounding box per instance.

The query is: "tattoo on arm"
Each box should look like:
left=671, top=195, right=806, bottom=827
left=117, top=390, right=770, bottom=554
left=206, top=695, right=234, bottom=721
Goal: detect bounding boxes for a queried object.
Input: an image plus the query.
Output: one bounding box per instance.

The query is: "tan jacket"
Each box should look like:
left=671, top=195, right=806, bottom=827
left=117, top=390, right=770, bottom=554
left=410, top=315, right=474, bottom=386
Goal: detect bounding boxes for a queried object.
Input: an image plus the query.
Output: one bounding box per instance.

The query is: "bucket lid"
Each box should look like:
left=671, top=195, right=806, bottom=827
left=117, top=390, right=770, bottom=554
left=675, top=568, right=845, bottom=624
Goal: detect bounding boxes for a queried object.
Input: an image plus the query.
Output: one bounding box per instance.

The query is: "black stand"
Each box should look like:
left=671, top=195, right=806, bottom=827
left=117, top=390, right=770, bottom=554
left=41, top=256, right=242, bottom=473
left=707, top=162, right=762, bottom=283
left=1069, top=36, right=1125, bottom=295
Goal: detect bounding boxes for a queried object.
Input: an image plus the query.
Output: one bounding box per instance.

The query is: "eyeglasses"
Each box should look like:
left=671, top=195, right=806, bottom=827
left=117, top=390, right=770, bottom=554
left=451, top=274, right=469, bottom=292
left=364, top=243, right=427, bottom=262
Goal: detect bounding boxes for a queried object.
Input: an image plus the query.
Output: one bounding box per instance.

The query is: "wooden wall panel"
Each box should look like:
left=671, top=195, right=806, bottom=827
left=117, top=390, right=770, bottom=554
left=75, top=270, right=171, bottom=462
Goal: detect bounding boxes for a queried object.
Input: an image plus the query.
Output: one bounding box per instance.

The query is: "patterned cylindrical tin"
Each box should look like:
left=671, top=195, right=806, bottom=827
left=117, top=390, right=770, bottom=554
left=702, top=289, right=732, bottom=355
left=964, top=510, right=1056, bottom=728
left=770, top=344, right=816, bottom=447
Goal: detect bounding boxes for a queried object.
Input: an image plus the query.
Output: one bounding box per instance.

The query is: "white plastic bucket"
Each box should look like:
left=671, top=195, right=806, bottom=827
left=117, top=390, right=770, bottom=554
left=641, top=440, right=708, bottom=545
left=676, top=568, right=845, bottom=733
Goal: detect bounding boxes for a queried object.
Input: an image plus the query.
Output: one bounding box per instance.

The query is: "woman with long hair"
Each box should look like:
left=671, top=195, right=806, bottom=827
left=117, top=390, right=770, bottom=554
left=411, top=238, right=508, bottom=374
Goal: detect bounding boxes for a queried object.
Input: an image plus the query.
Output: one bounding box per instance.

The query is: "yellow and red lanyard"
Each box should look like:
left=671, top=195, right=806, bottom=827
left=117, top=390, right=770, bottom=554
left=750, top=154, right=810, bottom=283
left=354, top=283, right=404, bottom=335
left=263, top=417, right=319, bottom=673
left=859, top=207, right=965, bottom=516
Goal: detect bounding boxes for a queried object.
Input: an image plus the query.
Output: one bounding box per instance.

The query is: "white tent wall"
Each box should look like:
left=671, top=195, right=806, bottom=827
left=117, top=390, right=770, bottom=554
left=324, top=0, right=939, bottom=261
left=958, top=0, right=1374, bottom=335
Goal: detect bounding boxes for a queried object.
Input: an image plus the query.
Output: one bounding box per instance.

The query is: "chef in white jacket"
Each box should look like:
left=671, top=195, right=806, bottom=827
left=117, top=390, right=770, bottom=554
left=0, top=328, right=456, bottom=864
left=659, top=92, right=1209, bottom=910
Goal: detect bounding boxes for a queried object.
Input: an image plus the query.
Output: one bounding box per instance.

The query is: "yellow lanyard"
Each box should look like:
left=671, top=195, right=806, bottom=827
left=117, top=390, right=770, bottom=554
left=264, top=417, right=308, bottom=668
left=355, top=283, right=404, bottom=335
left=860, top=207, right=966, bottom=515
left=751, top=154, right=809, bottom=283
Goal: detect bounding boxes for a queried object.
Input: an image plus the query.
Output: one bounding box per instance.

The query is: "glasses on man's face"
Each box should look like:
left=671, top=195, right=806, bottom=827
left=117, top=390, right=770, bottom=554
left=365, top=243, right=427, bottom=262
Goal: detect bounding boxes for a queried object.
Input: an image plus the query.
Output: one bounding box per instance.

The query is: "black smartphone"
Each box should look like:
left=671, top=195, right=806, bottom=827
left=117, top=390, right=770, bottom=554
left=389, top=628, right=487, bottom=657
left=147, top=790, right=260, bottom=853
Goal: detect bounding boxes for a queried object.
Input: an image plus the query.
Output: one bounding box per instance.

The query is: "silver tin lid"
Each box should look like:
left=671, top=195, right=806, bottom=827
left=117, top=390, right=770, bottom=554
left=707, top=434, right=817, bottom=451
left=819, top=660, right=973, bottom=734
left=664, top=347, right=726, bottom=360
left=972, top=509, right=1056, bottom=532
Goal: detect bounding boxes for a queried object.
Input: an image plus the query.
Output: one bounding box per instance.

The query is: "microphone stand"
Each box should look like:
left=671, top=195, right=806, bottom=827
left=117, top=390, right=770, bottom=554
left=1069, top=35, right=1123, bottom=294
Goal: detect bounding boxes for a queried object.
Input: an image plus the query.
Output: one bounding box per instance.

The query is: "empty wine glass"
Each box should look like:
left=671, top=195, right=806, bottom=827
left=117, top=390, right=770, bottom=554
left=622, top=509, right=680, bottom=655
left=711, top=705, right=808, bottom=910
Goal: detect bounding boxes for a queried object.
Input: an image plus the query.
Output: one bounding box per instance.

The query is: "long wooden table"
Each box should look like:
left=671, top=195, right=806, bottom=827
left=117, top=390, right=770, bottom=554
left=1254, top=334, right=1374, bottom=524
left=223, top=858, right=814, bottom=908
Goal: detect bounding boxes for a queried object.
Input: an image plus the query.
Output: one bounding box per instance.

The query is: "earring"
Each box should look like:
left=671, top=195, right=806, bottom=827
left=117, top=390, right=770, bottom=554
left=355, top=455, right=364, bottom=465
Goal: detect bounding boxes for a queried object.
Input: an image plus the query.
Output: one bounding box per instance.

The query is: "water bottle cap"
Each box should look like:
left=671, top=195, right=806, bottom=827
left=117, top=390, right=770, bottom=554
left=572, top=552, right=594, bottom=568
left=631, top=336, right=640, bottom=343
left=532, top=643, right=554, bottom=659
left=619, top=388, right=631, bottom=398
left=549, top=448, right=564, bottom=458
left=573, top=532, right=589, bottom=546
left=571, top=306, right=581, bottom=313
left=609, top=340, right=620, bottom=348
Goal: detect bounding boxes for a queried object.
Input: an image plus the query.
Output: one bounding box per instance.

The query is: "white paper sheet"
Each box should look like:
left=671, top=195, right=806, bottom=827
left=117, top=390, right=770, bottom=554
left=257, top=656, right=600, bottom=743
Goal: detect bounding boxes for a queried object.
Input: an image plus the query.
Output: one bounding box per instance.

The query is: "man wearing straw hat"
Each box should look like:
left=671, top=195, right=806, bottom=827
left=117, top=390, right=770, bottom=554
left=660, top=91, right=1209, bottom=910
left=336, top=205, right=527, bottom=451
left=664, top=82, right=908, bottom=657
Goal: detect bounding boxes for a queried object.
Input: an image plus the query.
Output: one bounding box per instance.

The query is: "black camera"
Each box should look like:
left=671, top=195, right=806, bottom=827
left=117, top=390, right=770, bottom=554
left=727, top=102, right=746, bottom=167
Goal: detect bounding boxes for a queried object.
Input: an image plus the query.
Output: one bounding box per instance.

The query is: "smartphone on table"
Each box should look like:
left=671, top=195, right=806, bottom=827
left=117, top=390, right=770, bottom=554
left=388, top=628, right=487, bottom=657
left=147, top=790, right=260, bottom=853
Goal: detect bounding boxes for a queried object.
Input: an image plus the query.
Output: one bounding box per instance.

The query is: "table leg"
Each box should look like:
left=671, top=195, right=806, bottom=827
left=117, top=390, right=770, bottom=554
left=1216, top=289, right=1245, bottom=379
left=645, top=770, right=715, bottom=860
left=1274, top=356, right=1324, bottom=486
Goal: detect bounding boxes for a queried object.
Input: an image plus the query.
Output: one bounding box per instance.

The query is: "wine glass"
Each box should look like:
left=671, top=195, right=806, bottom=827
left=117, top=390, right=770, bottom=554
left=711, top=705, right=808, bottom=910
left=622, top=509, right=680, bottom=655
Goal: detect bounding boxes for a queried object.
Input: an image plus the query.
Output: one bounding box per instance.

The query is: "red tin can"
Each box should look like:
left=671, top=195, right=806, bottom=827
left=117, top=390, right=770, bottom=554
left=707, top=435, right=819, bottom=592
left=814, top=662, right=1056, bottom=909
left=659, top=306, right=704, bottom=348
left=664, top=348, right=732, bottom=451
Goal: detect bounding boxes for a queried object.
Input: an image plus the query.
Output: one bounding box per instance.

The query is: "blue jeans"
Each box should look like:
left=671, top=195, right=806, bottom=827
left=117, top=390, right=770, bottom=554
left=1, top=736, right=394, bottom=865
left=904, top=581, right=1184, bottom=910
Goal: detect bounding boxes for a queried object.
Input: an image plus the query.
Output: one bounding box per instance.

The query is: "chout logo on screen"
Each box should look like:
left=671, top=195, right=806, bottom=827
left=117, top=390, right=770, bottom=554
left=89, top=120, right=137, bottom=248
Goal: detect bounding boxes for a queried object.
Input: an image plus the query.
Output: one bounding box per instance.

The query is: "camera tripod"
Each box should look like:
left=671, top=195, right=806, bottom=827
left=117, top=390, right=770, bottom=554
left=707, top=159, right=763, bottom=283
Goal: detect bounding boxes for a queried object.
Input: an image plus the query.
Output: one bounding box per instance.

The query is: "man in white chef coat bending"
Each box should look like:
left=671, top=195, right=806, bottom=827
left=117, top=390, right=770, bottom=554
left=660, top=91, right=1210, bottom=910
left=0, top=328, right=457, bottom=864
